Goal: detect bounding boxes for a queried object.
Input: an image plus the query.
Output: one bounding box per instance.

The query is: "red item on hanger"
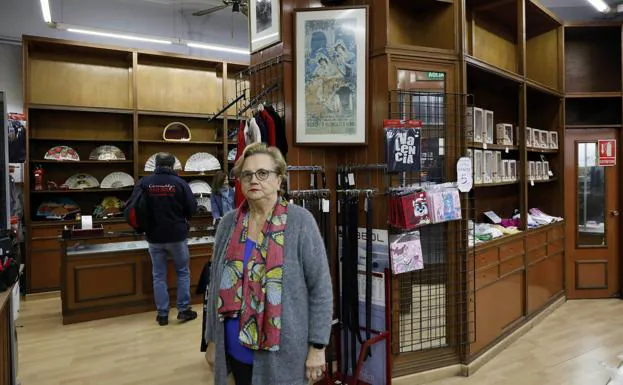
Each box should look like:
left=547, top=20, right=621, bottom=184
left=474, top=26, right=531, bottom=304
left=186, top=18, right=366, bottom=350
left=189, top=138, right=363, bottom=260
left=259, top=109, right=276, bottom=146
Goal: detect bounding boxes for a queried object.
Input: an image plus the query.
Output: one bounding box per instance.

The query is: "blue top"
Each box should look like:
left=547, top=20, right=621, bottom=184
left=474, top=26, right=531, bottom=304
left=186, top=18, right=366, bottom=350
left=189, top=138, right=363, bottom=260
left=211, top=187, right=235, bottom=219
left=224, top=238, right=255, bottom=364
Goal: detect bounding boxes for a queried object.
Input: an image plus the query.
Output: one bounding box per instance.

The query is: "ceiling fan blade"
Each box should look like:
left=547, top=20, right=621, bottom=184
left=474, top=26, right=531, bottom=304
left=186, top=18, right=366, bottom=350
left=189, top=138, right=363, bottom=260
left=192, top=4, right=229, bottom=16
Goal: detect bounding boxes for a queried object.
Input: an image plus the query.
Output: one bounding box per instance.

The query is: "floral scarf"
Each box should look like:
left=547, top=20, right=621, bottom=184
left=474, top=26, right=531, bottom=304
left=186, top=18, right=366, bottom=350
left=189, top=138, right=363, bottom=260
left=217, top=198, right=287, bottom=351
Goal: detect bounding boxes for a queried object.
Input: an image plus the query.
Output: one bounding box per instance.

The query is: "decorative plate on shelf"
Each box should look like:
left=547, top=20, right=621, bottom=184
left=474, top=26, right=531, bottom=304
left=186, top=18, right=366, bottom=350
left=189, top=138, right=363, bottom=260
left=189, top=180, right=212, bottom=196
left=163, top=122, right=192, bottom=142
left=228, top=148, right=237, bottom=161
left=197, top=196, right=211, bottom=213
left=44, top=145, right=80, bottom=161
left=89, top=145, right=126, bottom=161
left=184, top=152, right=221, bottom=173
left=144, top=153, right=183, bottom=172
left=64, top=173, right=100, bottom=190
left=100, top=172, right=135, bottom=189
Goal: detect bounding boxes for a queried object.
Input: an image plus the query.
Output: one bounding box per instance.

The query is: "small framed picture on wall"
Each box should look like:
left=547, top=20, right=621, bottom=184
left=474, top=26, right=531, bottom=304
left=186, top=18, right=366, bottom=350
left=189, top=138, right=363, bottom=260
left=249, top=0, right=282, bottom=53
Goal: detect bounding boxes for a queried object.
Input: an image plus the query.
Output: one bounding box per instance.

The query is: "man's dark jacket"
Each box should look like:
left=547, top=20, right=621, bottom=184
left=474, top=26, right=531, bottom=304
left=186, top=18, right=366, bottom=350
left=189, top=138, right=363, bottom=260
left=131, top=167, right=197, bottom=243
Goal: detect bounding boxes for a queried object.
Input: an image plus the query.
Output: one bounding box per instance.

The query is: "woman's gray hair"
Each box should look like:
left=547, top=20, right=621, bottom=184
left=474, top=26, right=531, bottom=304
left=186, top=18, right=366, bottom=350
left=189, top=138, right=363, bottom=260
left=232, top=142, right=287, bottom=178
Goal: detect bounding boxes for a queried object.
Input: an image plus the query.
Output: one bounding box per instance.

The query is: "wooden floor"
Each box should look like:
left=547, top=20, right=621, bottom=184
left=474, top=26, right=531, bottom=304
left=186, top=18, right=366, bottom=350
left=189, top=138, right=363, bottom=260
left=15, top=296, right=623, bottom=384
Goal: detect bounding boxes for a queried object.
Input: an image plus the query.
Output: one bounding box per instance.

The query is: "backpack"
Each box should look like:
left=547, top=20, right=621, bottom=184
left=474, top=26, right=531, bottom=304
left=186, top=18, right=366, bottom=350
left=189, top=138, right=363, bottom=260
left=124, top=186, right=150, bottom=233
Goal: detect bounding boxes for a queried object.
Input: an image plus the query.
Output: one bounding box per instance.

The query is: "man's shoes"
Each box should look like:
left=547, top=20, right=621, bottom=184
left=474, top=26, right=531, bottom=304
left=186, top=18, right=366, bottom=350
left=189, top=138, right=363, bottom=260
left=177, top=308, right=198, bottom=322
left=157, top=314, right=169, bottom=326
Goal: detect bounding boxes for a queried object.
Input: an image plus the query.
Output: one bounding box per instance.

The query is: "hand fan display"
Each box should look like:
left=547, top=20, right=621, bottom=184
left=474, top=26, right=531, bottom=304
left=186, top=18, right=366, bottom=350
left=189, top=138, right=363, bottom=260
left=184, top=152, right=221, bottom=174
left=189, top=180, right=212, bottom=196
left=144, top=153, right=183, bottom=172
left=36, top=198, right=81, bottom=220
left=64, top=173, right=100, bottom=190
left=100, top=172, right=135, bottom=189
left=93, top=196, right=125, bottom=218
left=163, top=122, right=192, bottom=142
left=89, top=145, right=126, bottom=161
left=44, top=145, right=80, bottom=161
left=196, top=196, right=211, bottom=214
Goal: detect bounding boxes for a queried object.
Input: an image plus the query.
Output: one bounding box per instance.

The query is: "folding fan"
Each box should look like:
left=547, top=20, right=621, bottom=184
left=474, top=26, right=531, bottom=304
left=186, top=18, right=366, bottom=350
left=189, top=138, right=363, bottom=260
left=189, top=180, right=212, bottom=196
left=100, top=172, right=135, bottom=189
left=197, top=196, right=211, bottom=214
left=163, top=122, right=192, bottom=142
left=44, top=145, right=80, bottom=161
left=89, top=145, right=126, bottom=161
left=36, top=198, right=80, bottom=219
left=184, top=152, right=221, bottom=173
left=144, top=154, right=183, bottom=171
left=93, top=196, right=125, bottom=218
left=64, top=173, right=100, bottom=190
left=228, top=148, right=237, bottom=161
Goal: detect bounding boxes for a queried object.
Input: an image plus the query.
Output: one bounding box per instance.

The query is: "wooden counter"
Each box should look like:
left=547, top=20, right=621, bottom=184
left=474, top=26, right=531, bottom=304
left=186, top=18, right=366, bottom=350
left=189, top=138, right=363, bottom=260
left=0, top=283, right=17, bottom=385
left=60, top=236, right=213, bottom=325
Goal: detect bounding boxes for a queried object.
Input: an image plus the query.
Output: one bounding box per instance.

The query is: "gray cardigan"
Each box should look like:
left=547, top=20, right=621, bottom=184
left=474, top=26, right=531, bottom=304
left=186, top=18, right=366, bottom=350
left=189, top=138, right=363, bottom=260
left=205, top=204, right=333, bottom=385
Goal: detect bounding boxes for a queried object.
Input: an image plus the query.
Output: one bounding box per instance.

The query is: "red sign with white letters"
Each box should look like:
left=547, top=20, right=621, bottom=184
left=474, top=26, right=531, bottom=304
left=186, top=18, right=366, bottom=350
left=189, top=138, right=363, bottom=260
left=598, top=139, right=616, bottom=166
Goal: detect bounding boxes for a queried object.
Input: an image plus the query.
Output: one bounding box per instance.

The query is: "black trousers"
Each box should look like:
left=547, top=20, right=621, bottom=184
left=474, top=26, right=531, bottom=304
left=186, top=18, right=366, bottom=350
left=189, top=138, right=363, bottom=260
left=227, top=354, right=253, bottom=385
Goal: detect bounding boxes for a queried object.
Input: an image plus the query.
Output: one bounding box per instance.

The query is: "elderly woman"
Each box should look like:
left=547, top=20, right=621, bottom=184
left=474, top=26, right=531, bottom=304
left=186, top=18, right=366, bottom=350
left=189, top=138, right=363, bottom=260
left=205, top=142, right=333, bottom=385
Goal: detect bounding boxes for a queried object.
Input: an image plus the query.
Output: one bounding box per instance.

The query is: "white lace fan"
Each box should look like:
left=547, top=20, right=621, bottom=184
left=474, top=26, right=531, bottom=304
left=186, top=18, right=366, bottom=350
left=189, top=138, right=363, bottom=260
left=64, top=173, right=99, bottom=190
left=100, top=172, right=135, bottom=189
left=197, top=196, right=211, bottom=213
left=184, top=152, right=221, bottom=173
left=189, top=180, right=212, bottom=196
left=89, top=145, right=126, bottom=161
left=144, top=153, right=183, bottom=172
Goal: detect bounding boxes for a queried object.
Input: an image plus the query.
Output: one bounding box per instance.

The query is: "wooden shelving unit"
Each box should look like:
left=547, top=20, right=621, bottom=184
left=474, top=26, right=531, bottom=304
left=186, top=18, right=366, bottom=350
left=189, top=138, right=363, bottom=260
left=22, top=35, right=245, bottom=293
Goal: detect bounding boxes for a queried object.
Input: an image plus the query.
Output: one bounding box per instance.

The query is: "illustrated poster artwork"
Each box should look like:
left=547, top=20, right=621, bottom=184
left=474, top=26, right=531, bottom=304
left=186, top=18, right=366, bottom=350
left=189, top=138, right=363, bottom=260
left=256, top=0, right=272, bottom=33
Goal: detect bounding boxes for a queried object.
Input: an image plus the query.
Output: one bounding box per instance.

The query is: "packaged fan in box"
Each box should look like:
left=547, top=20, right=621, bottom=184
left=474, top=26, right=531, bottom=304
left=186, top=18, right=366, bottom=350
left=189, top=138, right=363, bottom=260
left=44, top=145, right=80, bottom=161
left=100, top=172, right=134, bottom=189
left=64, top=173, right=99, bottom=190
left=144, top=153, right=183, bottom=172
left=189, top=180, right=212, bottom=196
left=184, top=152, right=221, bottom=173
left=89, top=145, right=126, bottom=161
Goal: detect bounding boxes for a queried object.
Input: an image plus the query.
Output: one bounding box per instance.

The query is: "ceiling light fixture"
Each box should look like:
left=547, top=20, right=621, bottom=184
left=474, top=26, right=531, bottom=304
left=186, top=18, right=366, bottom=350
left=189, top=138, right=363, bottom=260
left=40, top=0, right=52, bottom=23
left=186, top=42, right=249, bottom=55
left=586, top=0, right=611, bottom=13
left=56, top=24, right=172, bottom=44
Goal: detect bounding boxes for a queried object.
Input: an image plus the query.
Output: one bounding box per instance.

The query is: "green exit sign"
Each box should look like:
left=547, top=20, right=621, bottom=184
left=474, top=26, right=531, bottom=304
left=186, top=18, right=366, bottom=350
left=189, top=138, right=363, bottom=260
left=427, top=71, right=445, bottom=80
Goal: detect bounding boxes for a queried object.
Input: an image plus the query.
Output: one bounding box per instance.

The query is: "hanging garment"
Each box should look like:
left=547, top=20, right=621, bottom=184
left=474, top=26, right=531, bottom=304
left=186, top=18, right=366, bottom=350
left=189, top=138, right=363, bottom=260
left=245, top=118, right=261, bottom=146
left=254, top=113, right=268, bottom=144
left=266, top=105, right=288, bottom=158
left=259, top=109, right=276, bottom=147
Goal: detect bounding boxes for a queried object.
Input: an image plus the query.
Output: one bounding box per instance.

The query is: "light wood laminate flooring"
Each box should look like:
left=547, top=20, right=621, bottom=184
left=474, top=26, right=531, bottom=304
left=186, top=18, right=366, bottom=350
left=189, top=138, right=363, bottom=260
left=15, top=296, right=623, bottom=384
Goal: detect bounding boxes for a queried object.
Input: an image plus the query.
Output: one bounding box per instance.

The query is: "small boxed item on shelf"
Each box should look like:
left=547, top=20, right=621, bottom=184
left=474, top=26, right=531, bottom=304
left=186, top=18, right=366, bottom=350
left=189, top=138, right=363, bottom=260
left=502, top=159, right=509, bottom=181
left=466, top=107, right=484, bottom=143
left=496, top=123, right=513, bottom=146
left=483, top=150, right=494, bottom=184
left=549, top=131, right=559, bottom=149
left=526, top=127, right=532, bottom=147
left=539, top=130, right=549, bottom=149
left=543, top=161, right=551, bottom=179
left=528, top=161, right=536, bottom=180
left=474, top=149, right=483, bottom=184
left=494, top=151, right=502, bottom=182
left=509, top=160, right=517, bottom=181
left=484, top=110, right=494, bottom=144
left=536, top=161, right=543, bottom=180
left=531, top=129, right=540, bottom=148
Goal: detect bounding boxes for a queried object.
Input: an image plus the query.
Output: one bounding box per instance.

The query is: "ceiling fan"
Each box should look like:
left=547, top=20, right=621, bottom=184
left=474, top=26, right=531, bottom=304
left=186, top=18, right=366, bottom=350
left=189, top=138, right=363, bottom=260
left=192, top=0, right=248, bottom=17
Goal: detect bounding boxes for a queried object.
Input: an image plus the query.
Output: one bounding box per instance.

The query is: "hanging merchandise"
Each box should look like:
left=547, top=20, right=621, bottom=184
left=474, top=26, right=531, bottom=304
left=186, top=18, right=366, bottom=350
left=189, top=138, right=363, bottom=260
left=389, top=231, right=424, bottom=274
left=388, top=190, right=431, bottom=230
left=426, top=184, right=462, bottom=224
left=384, top=119, right=422, bottom=173
left=8, top=113, right=26, bottom=163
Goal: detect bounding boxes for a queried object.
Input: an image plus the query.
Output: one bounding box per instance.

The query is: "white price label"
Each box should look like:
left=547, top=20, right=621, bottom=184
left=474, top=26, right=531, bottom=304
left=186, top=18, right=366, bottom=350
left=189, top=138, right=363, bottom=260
left=364, top=198, right=368, bottom=212
left=310, top=174, right=315, bottom=188
left=530, top=179, right=534, bottom=186
left=322, top=199, right=330, bottom=213
left=348, top=173, right=355, bottom=186
left=548, top=170, right=554, bottom=177
left=505, top=147, right=509, bottom=154
left=483, top=143, right=488, bottom=150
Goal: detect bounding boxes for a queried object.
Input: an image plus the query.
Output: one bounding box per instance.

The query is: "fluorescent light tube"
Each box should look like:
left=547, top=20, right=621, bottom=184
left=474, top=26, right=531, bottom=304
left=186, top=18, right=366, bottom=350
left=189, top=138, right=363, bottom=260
left=586, top=0, right=611, bottom=13
left=186, top=42, right=249, bottom=55
left=40, top=0, right=52, bottom=23
left=65, top=28, right=172, bottom=45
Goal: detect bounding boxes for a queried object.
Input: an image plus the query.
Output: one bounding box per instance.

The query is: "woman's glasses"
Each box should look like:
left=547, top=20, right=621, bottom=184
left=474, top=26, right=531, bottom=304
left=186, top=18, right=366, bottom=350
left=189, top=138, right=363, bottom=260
left=239, top=169, right=278, bottom=182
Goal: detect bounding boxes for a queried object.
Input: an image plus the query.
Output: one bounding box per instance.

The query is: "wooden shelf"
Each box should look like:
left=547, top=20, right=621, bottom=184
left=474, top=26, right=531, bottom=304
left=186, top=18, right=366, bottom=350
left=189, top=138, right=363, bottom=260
left=138, top=110, right=215, bottom=119
left=529, top=177, right=559, bottom=184
left=31, top=160, right=133, bottom=164
left=31, top=137, right=134, bottom=143
left=566, top=92, right=622, bottom=98
left=29, top=218, right=127, bottom=227
left=527, top=147, right=558, bottom=154
left=472, top=231, right=524, bottom=252
left=474, top=181, right=520, bottom=188
left=28, top=104, right=133, bottom=115
left=526, top=79, right=563, bottom=98
left=138, top=172, right=216, bottom=177
left=31, top=188, right=133, bottom=194
left=388, top=0, right=455, bottom=51
left=468, top=142, right=518, bottom=151
left=138, top=140, right=222, bottom=145
left=566, top=124, right=622, bottom=129
left=465, top=55, right=523, bottom=84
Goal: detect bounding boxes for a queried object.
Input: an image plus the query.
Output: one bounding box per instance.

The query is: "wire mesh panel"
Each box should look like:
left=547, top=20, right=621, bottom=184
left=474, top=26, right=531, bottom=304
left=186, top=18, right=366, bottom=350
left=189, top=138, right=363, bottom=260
left=234, top=56, right=285, bottom=120
left=387, top=90, right=476, bottom=355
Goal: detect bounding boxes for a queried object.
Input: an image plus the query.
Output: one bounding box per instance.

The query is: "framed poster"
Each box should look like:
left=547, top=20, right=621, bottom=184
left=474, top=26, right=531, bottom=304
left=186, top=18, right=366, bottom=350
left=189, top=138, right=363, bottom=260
left=249, top=0, right=281, bottom=53
left=295, top=6, right=368, bottom=145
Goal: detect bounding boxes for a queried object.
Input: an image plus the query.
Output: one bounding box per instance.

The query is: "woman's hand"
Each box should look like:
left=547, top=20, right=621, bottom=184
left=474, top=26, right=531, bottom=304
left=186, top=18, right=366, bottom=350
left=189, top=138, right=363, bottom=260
left=205, top=343, right=216, bottom=371
left=305, top=346, right=326, bottom=383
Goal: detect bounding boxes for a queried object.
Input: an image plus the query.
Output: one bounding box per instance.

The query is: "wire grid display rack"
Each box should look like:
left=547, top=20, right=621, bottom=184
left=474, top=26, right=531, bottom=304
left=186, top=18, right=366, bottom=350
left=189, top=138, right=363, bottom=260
left=387, top=90, right=476, bottom=355
left=234, top=56, right=285, bottom=121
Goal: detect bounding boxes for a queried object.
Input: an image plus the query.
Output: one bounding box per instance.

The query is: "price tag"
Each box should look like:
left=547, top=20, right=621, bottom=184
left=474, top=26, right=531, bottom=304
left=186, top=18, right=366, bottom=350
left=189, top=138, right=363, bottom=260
left=483, top=143, right=488, bottom=150
left=348, top=173, right=355, bottom=186
left=322, top=199, right=330, bottom=213
left=505, top=147, right=509, bottom=154
left=289, top=199, right=294, bottom=205
left=548, top=170, right=554, bottom=177
left=364, top=198, right=368, bottom=212
left=310, top=174, right=315, bottom=188
left=530, top=179, right=534, bottom=186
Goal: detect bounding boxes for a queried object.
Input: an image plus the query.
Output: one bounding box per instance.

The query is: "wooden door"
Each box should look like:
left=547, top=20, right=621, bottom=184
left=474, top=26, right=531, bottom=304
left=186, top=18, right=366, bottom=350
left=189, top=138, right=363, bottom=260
left=565, top=129, right=620, bottom=299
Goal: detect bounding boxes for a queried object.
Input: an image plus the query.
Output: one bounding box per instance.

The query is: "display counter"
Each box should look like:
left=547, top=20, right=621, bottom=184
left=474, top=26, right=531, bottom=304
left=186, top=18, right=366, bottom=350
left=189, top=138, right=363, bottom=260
left=60, top=235, right=213, bottom=325
left=0, top=282, right=17, bottom=385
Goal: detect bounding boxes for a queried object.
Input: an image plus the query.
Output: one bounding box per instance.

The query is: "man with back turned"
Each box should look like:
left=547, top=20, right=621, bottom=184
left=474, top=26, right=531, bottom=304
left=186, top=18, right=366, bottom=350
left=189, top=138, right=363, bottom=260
left=133, top=152, right=198, bottom=326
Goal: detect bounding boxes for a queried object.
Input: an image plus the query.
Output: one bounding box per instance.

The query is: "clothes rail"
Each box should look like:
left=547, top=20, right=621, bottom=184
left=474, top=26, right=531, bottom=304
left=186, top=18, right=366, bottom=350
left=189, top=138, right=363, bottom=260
left=336, top=163, right=387, bottom=172
left=288, top=188, right=330, bottom=198
left=335, top=188, right=378, bottom=196
left=207, top=93, right=245, bottom=122
left=237, top=82, right=280, bottom=116
left=287, top=165, right=325, bottom=172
